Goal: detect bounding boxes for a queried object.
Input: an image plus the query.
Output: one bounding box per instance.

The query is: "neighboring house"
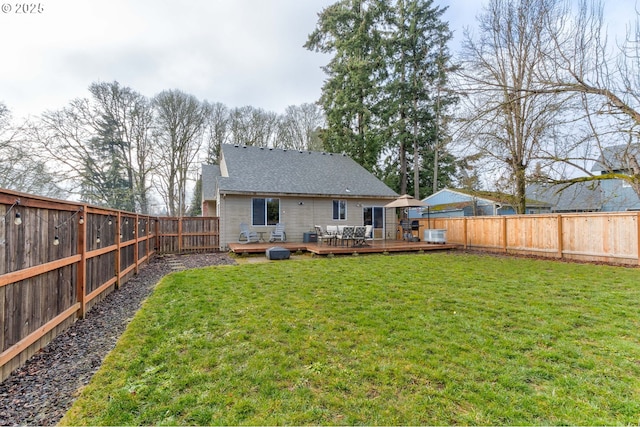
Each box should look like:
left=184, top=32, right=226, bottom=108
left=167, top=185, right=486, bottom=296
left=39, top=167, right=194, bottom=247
left=202, top=144, right=398, bottom=250
left=590, top=144, right=640, bottom=211
left=526, top=182, right=603, bottom=213
left=409, top=188, right=551, bottom=219
left=525, top=144, right=640, bottom=212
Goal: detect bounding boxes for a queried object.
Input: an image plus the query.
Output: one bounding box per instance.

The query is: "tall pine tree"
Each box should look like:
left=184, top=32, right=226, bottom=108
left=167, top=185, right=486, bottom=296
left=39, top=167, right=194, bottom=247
left=306, top=0, right=457, bottom=194
left=305, top=0, right=386, bottom=173
left=381, top=0, right=456, bottom=198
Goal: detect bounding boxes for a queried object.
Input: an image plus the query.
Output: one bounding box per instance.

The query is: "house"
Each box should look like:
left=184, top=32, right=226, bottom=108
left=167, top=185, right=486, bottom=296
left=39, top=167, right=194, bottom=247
left=409, top=188, right=551, bottom=219
left=590, top=144, right=640, bottom=211
left=202, top=144, right=399, bottom=250
left=525, top=144, right=640, bottom=212
left=526, top=182, right=603, bottom=212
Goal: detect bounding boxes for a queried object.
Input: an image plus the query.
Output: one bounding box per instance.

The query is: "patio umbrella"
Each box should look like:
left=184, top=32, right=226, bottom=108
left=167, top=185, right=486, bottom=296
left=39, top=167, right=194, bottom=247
left=383, top=194, right=428, bottom=208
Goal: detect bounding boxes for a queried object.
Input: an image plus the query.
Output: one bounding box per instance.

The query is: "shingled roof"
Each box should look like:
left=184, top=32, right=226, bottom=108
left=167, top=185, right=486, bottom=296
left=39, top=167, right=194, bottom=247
left=526, top=182, right=603, bottom=212
left=591, top=144, right=640, bottom=173
left=203, top=144, right=398, bottom=199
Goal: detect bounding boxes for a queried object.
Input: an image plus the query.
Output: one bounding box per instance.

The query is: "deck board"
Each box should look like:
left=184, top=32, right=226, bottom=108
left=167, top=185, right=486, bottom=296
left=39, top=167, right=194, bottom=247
left=228, top=240, right=457, bottom=255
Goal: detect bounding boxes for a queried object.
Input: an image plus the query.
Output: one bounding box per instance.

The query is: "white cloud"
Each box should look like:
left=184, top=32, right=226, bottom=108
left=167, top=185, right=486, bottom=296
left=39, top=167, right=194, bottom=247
left=1, top=0, right=634, bottom=119
left=0, top=0, right=334, bottom=117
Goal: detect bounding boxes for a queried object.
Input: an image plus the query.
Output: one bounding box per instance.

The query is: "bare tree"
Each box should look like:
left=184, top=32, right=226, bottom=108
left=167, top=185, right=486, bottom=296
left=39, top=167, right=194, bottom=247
left=26, top=83, right=155, bottom=210
left=153, top=89, right=208, bottom=216
left=88, top=82, right=155, bottom=212
left=276, top=103, right=325, bottom=151
left=456, top=0, right=568, bottom=212
left=0, top=103, right=62, bottom=197
left=28, top=98, right=103, bottom=198
left=533, top=0, right=640, bottom=196
left=204, top=101, right=231, bottom=164
left=228, top=106, right=278, bottom=147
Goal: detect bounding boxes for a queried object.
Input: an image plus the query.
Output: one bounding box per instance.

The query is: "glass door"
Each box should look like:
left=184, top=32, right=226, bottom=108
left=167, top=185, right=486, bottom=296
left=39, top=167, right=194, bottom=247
left=363, top=207, right=384, bottom=239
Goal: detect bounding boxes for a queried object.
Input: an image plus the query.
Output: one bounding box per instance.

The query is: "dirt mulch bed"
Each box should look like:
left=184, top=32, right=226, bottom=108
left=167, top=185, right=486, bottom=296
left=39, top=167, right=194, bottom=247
left=0, top=252, right=236, bottom=426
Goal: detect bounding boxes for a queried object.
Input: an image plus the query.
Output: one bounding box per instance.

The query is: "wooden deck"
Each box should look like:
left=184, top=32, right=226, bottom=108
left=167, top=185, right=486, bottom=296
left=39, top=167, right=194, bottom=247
left=228, top=239, right=458, bottom=256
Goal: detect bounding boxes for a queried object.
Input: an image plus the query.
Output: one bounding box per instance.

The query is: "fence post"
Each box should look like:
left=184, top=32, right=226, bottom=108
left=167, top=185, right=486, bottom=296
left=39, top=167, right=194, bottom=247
left=463, top=217, right=468, bottom=249
left=155, top=217, right=160, bottom=252
left=145, top=216, right=150, bottom=258
left=502, top=216, right=508, bottom=253
left=134, top=214, right=139, bottom=274
left=178, top=217, right=183, bottom=253
left=557, top=214, right=563, bottom=260
left=115, top=212, right=121, bottom=288
left=637, top=212, right=640, bottom=266
left=76, top=206, right=87, bottom=319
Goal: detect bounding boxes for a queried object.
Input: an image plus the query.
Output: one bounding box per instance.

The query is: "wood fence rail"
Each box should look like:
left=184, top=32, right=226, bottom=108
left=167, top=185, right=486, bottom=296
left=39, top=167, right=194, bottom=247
left=420, top=211, right=640, bottom=266
left=0, top=188, right=219, bottom=381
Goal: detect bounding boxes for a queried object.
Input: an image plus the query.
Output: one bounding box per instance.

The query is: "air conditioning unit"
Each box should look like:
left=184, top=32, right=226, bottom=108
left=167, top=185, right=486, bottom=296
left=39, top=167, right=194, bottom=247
left=424, top=229, right=447, bottom=244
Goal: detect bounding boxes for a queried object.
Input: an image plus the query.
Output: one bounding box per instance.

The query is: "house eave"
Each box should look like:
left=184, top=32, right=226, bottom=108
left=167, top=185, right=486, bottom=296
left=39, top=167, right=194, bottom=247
left=216, top=190, right=397, bottom=200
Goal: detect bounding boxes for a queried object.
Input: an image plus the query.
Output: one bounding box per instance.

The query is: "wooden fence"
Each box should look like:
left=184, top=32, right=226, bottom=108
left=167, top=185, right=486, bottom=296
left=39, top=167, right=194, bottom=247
left=0, top=188, right=219, bottom=381
left=420, top=211, right=640, bottom=266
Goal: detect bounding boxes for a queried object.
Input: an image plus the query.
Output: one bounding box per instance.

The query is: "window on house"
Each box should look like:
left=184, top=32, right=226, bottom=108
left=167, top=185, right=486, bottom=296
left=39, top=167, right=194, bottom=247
left=252, top=198, right=280, bottom=226
left=332, top=200, right=347, bottom=220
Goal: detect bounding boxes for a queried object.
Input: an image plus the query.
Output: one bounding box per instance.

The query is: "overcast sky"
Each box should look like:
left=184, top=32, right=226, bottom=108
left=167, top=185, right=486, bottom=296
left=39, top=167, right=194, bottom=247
left=0, top=0, right=635, bottom=119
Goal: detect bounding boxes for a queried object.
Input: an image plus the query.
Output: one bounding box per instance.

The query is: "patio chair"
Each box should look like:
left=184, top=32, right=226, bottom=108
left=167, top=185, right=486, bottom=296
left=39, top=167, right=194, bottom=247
left=315, top=225, right=335, bottom=245
left=352, top=225, right=369, bottom=246
left=238, top=222, right=259, bottom=244
left=336, top=225, right=354, bottom=246
left=269, top=223, right=287, bottom=242
left=364, top=225, right=374, bottom=243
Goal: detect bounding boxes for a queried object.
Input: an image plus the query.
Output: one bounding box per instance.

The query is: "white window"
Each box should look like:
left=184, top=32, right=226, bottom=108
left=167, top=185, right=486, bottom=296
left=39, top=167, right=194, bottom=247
left=332, top=200, right=347, bottom=220
left=252, top=198, right=280, bottom=226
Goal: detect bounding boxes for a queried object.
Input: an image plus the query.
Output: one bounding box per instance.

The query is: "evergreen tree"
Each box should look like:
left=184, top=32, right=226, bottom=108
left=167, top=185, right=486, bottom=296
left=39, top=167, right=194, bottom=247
left=305, top=0, right=387, bottom=172
left=382, top=0, right=456, bottom=197
left=306, top=0, right=458, bottom=192
left=81, top=116, right=135, bottom=210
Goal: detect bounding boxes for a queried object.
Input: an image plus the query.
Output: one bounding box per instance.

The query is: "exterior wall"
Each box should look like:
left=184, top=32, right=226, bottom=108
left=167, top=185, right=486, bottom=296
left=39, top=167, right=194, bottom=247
left=202, top=200, right=216, bottom=217
left=218, top=194, right=395, bottom=249
left=600, top=180, right=640, bottom=211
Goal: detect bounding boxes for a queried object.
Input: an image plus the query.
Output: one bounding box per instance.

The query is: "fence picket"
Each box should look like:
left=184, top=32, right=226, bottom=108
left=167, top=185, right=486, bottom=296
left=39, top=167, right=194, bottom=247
left=422, top=212, right=639, bottom=264
left=0, top=188, right=220, bottom=381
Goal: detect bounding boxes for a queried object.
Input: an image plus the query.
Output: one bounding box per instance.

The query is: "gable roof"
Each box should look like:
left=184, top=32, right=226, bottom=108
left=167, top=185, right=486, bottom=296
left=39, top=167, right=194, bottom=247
left=526, top=182, right=603, bottom=212
left=204, top=144, right=398, bottom=199
left=201, top=164, right=220, bottom=200
left=591, top=144, right=640, bottom=173
left=424, top=187, right=549, bottom=208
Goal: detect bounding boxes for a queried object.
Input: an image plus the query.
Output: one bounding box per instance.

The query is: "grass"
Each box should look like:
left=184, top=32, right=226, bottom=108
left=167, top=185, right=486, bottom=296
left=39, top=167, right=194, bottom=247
left=61, top=252, right=640, bottom=425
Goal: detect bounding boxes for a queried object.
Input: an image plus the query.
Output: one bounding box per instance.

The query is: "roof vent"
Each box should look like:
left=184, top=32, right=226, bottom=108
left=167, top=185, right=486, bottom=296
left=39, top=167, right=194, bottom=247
left=234, top=144, right=239, bottom=147
left=260, top=147, right=264, bottom=150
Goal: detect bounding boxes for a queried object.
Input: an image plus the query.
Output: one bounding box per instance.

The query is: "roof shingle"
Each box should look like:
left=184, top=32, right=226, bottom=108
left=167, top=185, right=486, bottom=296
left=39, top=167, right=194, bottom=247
left=204, top=144, right=397, bottom=199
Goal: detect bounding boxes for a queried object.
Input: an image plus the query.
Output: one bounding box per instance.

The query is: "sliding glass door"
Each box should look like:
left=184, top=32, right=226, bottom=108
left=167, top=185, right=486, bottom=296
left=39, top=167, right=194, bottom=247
left=363, top=206, right=384, bottom=239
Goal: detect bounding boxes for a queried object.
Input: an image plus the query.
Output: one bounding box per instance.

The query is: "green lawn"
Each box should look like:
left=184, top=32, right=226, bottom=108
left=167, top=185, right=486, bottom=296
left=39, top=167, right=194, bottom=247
left=61, top=252, right=640, bottom=425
